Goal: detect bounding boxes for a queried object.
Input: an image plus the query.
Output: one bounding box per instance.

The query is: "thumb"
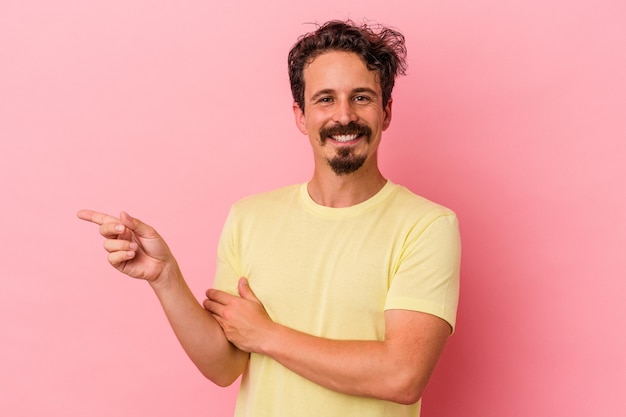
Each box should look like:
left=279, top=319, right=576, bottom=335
left=238, top=278, right=260, bottom=303
left=120, top=211, right=159, bottom=239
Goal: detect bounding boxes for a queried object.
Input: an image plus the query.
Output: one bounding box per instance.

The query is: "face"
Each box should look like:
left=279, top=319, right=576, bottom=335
left=293, top=51, right=392, bottom=176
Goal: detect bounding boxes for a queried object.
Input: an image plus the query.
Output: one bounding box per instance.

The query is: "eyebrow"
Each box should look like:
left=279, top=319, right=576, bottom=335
left=309, top=89, right=335, bottom=103
left=352, top=87, right=379, bottom=97
left=309, top=87, right=380, bottom=103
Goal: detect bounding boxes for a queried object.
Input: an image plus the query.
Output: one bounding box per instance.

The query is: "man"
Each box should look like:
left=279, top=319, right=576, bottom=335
left=78, top=20, right=460, bottom=417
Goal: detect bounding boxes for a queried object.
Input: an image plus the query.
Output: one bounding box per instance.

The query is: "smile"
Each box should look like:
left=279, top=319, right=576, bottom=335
left=330, top=134, right=360, bottom=143
left=319, top=121, right=372, bottom=146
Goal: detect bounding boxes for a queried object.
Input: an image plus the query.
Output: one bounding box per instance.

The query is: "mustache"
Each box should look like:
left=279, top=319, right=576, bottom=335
left=319, top=122, right=372, bottom=143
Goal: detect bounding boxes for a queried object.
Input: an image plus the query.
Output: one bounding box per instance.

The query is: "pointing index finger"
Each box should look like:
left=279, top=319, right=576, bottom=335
left=76, top=209, right=120, bottom=226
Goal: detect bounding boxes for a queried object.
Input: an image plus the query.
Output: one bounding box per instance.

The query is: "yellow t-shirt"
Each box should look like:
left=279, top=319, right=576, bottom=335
left=213, top=181, right=461, bottom=417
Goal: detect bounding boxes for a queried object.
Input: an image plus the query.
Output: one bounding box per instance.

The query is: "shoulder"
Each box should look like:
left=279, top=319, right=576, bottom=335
left=386, top=182, right=456, bottom=222
left=381, top=183, right=460, bottom=244
left=230, top=183, right=302, bottom=215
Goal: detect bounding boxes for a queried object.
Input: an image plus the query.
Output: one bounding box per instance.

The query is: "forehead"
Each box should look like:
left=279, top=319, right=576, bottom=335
left=303, top=51, right=381, bottom=95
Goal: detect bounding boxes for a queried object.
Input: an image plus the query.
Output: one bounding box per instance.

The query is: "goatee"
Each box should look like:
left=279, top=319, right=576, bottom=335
left=319, top=121, right=371, bottom=175
left=328, top=148, right=367, bottom=175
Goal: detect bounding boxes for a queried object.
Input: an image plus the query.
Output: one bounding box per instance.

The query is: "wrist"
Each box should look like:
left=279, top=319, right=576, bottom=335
left=258, top=322, right=287, bottom=357
left=149, top=260, right=182, bottom=291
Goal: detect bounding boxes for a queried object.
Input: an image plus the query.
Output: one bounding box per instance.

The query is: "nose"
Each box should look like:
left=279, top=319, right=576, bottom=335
left=332, top=98, right=358, bottom=125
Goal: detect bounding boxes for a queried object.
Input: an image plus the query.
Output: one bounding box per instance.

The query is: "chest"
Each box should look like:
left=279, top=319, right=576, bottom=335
left=237, top=214, right=404, bottom=338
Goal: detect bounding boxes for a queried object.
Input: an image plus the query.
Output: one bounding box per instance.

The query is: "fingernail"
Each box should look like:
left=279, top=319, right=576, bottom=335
left=115, top=224, right=124, bottom=232
left=129, top=242, right=138, bottom=250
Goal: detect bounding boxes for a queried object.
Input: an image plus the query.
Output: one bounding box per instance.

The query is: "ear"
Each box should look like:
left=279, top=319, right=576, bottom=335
left=293, top=102, right=308, bottom=135
left=382, top=98, right=393, bottom=131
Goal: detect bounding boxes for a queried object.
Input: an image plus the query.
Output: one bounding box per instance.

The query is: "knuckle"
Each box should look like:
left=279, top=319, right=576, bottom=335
left=103, top=239, right=117, bottom=252
left=99, top=223, right=110, bottom=235
left=107, top=253, right=118, bottom=265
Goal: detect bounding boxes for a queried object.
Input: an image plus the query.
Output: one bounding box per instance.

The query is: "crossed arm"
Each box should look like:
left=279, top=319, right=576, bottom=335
left=78, top=210, right=450, bottom=404
left=205, top=277, right=451, bottom=405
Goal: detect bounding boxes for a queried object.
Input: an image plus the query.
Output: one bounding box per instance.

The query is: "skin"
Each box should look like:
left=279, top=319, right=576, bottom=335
left=76, top=210, right=247, bottom=386
left=78, top=50, right=451, bottom=405
left=297, top=51, right=392, bottom=207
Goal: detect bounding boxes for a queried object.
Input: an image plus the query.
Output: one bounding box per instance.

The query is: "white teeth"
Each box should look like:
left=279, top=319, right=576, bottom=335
left=331, top=134, right=358, bottom=142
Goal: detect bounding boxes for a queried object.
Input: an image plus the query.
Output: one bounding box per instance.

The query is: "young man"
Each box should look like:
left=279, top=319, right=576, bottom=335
left=78, top=20, right=460, bottom=417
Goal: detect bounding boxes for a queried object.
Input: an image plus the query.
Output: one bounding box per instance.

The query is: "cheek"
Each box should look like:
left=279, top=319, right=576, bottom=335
left=306, top=115, right=326, bottom=133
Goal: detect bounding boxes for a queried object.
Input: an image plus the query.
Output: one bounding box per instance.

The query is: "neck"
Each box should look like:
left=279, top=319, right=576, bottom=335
left=307, top=165, right=387, bottom=208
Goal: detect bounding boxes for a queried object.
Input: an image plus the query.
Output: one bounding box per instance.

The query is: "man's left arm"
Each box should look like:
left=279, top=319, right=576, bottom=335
left=205, top=277, right=450, bottom=405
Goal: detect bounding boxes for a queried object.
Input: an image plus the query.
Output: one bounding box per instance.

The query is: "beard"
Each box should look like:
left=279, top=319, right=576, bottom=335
left=319, top=121, right=372, bottom=176
left=328, top=148, right=367, bottom=175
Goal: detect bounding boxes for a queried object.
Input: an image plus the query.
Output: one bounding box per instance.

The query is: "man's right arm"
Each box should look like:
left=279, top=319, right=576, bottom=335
left=77, top=209, right=247, bottom=386
left=149, top=266, right=248, bottom=386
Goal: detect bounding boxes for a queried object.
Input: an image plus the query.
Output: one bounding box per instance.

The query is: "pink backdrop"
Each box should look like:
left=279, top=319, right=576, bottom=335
left=1, top=1, right=624, bottom=416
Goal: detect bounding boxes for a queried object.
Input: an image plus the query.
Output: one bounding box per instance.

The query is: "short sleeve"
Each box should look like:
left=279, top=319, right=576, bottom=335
left=212, top=207, right=242, bottom=295
left=384, top=214, right=461, bottom=332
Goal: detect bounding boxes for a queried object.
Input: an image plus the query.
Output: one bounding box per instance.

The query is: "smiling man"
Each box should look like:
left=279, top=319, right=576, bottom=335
left=300, top=50, right=386, bottom=181
left=78, top=20, right=460, bottom=417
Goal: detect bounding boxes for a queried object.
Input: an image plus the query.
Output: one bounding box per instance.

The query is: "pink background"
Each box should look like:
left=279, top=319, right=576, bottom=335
left=1, top=1, right=624, bottom=416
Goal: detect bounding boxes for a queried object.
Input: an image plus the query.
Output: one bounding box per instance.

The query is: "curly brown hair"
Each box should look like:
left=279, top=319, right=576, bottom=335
left=288, top=20, right=407, bottom=111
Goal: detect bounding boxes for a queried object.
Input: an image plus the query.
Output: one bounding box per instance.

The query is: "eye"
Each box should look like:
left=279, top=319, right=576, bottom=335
left=353, top=95, right=371, bottom=103
left=318, top=96, right=334, bottom=103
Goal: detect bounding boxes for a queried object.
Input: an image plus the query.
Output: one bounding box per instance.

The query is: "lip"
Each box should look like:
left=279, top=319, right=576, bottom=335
left=319, top=122, right=372, bottom=147
left=326, top=134, right=363, bottom=146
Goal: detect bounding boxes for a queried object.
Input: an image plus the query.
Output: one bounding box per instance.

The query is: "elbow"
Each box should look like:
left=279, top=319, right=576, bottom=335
left=201, top=368, right=241, bottom=387
left=392, top=389, right=423, bottom=406
left=198, top=355, right=247, bottom=387
left=211, top=374, right=239, bottom=388
left=198, top=348, right=248, bottom=387
left=383, top=373, right=427, bottom=405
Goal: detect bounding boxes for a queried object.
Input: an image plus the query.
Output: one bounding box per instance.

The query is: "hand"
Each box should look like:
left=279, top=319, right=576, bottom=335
left=204, top=278, right=274, bottom=353
left=77, top=210, right=176, bottom=284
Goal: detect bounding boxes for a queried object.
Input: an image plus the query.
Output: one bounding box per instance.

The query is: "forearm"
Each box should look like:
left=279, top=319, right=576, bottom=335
left=259, top=324, right=436, bottom=405
left=207, top=281, right=449, bottom=402
left=150, top=263, right=248, bottom=386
